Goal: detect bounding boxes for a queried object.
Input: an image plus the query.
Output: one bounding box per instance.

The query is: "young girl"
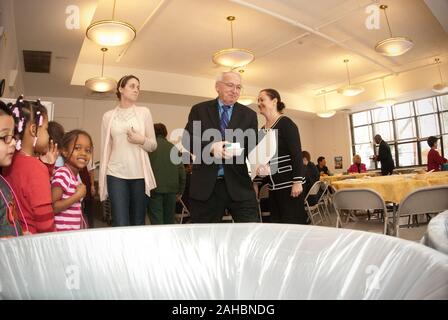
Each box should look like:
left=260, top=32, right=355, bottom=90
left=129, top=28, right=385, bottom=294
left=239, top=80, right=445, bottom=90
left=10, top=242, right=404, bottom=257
left=51, top=130, right=93, bottom=231
left=0, top=100, right=27, bottom=237
left=3, top=97, right=57, bottom=234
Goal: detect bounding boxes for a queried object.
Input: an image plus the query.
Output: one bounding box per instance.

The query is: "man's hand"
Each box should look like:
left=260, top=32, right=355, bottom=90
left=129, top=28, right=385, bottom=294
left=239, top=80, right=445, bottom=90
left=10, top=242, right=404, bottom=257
left=211, top=141, right=232, bottom=159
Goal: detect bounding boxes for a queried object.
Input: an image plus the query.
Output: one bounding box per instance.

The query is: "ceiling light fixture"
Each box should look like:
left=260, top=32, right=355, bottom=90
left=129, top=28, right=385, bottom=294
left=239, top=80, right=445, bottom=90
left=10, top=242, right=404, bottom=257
left=86, top=0, right=136, bottom=47
left=376, top=77, right=397, bottom=108
left=316, top=90, right=336, bottom=118
left=85, top=48, right=117, bottom=92
left=238, top=95, right=256, bottom=105
left=432, top=58, right=448, bottom=94
left=375, top=5, right=413, bottom=57
left=212, top=16, right=254, bottom=68
left=337, top=59, right=365, bottom=96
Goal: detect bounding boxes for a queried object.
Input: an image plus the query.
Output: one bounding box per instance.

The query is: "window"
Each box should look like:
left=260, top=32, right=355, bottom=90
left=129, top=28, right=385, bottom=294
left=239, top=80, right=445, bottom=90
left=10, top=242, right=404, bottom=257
left=393, top=102, right=414, bottom=118
left=417, top=114, right=439, bottom=138
left=415, top=98, right=436, bottom=115
left=353, top=126, right=372, bottom=144
left=420, top=141, right=430, bottom=165
left=397, top=143, right=418, bottom=166
left=374, top=122, right=394, bottom=141
left=352, top=111, right=371, bottom=126
left=437, top=95, right=448, bottom=111
left=350, top=94, right=447, bottom=169
left=441, top=111, right=448, bottom=134
left=396, top=118, right=416, bottom=140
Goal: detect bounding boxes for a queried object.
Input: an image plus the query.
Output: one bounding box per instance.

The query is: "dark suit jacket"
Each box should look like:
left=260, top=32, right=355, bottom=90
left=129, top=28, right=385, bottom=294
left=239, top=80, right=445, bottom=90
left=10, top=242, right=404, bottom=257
left=378, top=140, right=395, bottom=175
left=183, top=99, right=258, bottom=201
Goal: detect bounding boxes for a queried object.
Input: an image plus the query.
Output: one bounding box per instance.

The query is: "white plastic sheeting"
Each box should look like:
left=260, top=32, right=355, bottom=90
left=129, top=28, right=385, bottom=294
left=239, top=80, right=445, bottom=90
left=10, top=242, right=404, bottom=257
left=0, top=223, right=447, bottom=300
left=422, top=210, right=448, bottom=255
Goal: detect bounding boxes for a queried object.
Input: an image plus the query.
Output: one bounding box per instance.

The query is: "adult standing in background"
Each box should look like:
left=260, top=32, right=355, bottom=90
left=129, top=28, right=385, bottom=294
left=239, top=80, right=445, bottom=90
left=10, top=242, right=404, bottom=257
left=99, top=75, right=157, bottom=226
left=253, top=89, right=307, bottom=224
left=373, top=134, right=395, bottom=175
left=183, top=71, right=259, bottom=223
left=147, top=123, right=186, bottom=224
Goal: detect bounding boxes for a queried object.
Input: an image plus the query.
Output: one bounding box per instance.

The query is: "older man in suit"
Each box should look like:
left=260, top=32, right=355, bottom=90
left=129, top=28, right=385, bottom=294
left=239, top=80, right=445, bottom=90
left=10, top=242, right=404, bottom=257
left=373, top=134, right=395, bottom=175
left=183, top=71, right=259, bottom=223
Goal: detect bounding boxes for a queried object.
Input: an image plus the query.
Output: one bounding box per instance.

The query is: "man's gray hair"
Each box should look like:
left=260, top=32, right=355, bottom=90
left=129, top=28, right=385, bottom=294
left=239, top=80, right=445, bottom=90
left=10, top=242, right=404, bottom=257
left=216, top=71, right=242, bottom=83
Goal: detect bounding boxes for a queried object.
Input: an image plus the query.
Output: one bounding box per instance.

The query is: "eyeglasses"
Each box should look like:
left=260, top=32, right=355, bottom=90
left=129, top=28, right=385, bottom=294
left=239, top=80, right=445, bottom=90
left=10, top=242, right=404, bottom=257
left=219, top=81, right=243, bottom=91
left=0, top=135, right=16, bottom=144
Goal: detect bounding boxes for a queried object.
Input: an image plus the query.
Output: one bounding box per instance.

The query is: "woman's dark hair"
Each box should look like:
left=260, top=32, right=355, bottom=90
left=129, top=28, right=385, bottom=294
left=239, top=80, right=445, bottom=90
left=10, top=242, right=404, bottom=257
left=427, top=136, right=438, bottom=148
left=317, top=156, right=325, bottom=164
left=116, top=75, right=140, bottom=100
left=48, top=121, right=65, bottom=147
left=0, top=100, right=13, bottom=116
left=60, top=129, right=94, bottom=161
left=8, top=96, right=48, bottom=143
left=302, top=150, right=311, bottom=162
left=154, top=123, right=167, bottom=137
left=261, top=88, right=286, bottom=112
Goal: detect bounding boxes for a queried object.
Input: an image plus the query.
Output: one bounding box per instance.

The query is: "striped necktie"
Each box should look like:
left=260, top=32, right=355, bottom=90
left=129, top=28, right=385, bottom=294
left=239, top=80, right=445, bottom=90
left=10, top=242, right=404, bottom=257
left=220, top=105, right=231, bottom=137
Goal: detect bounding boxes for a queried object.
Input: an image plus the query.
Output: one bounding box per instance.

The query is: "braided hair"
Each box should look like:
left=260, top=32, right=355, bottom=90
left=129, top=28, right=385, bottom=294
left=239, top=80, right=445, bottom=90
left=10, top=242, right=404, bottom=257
left=7, top=96, right=48, bottom=150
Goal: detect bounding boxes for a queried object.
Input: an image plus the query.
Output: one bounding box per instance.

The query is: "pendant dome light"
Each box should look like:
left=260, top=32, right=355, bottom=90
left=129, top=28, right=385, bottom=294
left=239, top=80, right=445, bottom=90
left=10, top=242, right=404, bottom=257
left=212, top=16, right=255, bottom=68
left=432, top=58, right=448, bottom=94
left=85, top=48, right=117, bottom=92
left=316, top=90, right=336, bottom=118
left=375, top=5, right=414, bottom=57
left=337, top=59, right=365, bottom=97
left=376, top=77, right=397, bottom=108
left=86, top=0, right=136, bottom=47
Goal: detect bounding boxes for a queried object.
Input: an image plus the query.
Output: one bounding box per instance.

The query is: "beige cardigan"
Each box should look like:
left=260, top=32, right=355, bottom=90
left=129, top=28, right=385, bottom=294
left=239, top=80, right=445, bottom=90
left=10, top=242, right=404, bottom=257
left=99, top=105, right=157, bottom=201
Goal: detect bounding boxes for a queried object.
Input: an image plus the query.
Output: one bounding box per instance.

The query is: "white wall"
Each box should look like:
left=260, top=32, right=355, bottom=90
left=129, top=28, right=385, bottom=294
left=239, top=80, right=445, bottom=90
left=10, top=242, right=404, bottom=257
left=0, top=0, right=24, bottom=98
left=311, top=114, right=352, bottom=174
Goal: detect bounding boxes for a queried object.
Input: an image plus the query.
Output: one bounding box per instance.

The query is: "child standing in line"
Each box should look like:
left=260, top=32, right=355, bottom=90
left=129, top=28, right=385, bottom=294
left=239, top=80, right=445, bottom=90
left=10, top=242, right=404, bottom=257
left=3, top=97, right=57, bottom=234
left=0, top=100, right=28, bottom=237
left=51, top=130, right=93, bottom=231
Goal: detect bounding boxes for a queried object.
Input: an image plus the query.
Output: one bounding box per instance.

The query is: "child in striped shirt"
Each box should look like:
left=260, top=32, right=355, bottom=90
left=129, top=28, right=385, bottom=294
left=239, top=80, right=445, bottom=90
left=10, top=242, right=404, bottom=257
left=51, top=130, right=93, bottom=231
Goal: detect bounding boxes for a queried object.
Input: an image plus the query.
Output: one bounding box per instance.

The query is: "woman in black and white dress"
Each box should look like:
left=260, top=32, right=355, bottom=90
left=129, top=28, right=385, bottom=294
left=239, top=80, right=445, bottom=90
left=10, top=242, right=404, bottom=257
left=253, top=89, right=307, bottom=224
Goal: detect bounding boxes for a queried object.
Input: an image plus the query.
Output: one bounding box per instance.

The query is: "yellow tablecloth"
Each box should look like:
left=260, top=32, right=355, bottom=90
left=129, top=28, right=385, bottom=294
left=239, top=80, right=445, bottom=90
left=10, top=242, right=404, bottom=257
left=321, top=172, right=378, bottom=184
left=332, top=171, right=448, bottom=203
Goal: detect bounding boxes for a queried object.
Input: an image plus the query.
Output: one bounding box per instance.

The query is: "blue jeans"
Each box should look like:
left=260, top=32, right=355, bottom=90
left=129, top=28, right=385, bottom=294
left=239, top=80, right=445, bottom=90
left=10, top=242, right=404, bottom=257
left=107, top=175, right=146, bottom=227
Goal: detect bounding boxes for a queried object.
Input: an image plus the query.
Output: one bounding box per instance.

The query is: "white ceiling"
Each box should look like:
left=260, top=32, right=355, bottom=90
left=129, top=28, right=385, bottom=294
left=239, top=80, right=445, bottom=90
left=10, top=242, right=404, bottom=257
left=11, top=0, right=448, bottom=114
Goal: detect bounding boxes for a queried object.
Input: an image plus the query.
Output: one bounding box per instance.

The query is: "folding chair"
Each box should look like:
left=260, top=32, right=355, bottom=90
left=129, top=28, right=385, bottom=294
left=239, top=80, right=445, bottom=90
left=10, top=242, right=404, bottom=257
left=304, top=181, right=325, bottom=225
left=101, top=198, right=112, bottom=226
left=175, top=198, right=191, bottom=224
left=332, top=188, right=390, bottom=234
left=317, top=181, right=332, bottom=223
left=257, top=184, right=270, bottom=222
left=393, top=186, right=448, bottom=238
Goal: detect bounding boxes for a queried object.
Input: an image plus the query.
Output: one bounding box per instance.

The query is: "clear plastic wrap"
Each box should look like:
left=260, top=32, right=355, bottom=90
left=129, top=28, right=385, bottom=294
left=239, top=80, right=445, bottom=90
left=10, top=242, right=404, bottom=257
left=422, top=210, right=448, bottom=255
left=1, top=223, right=447, bottom=299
